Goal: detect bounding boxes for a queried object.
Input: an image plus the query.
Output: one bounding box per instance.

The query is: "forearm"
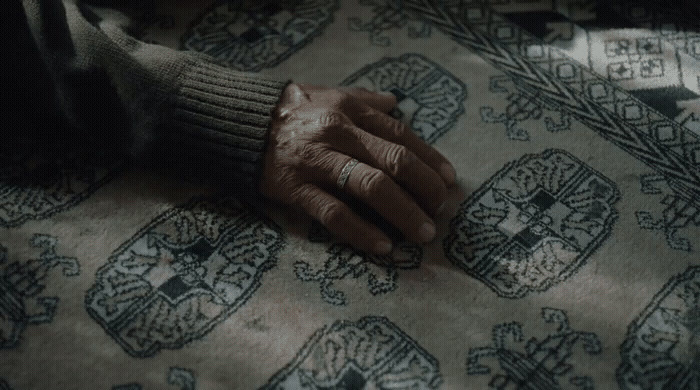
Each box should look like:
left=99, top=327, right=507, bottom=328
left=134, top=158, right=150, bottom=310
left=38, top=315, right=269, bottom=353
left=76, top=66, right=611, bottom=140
left=21, top=0, right=288, bottom=190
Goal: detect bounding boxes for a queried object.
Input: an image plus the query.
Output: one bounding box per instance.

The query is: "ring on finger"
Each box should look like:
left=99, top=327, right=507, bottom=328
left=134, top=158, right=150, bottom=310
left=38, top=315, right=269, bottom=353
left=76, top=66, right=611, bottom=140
left=337, top=158, right=359, bottom=189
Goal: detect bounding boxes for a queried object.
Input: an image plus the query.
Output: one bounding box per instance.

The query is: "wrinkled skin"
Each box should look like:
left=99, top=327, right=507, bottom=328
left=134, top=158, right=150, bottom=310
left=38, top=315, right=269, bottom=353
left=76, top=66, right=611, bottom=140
left=260, top=83, right=456, bottom=255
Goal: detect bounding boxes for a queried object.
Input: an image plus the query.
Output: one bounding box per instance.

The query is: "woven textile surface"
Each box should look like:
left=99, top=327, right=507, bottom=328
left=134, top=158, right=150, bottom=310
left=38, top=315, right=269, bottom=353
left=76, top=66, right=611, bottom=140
left=2, top=0, right=700, bottom=388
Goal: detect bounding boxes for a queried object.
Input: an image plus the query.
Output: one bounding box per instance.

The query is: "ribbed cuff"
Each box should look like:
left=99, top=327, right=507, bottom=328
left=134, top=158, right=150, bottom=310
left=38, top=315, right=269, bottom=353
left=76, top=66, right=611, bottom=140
left=167, top=60, right=288, bottom=192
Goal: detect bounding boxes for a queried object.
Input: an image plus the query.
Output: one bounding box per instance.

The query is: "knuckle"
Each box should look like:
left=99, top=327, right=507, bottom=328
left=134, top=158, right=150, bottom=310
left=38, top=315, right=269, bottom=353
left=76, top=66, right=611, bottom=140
left=337, top=91, right=357, bottom=110
left=327, top=90, right=349, bottom=107
left=360, top=168, right=389, bottom=196
left=289, top=184, right=312, bottom=202
left=297, top=143, right=319, bottom=164
left=351, top=86, right=369, bottom=95
left=288, top=186, right=311, bottom=208
left=338, top=90, right=353, bottom=102
left=315, top=150, right=341, bottom=175
left=391, top=120, right=407, bottom=139
left=385, top=144, right=411, bottom=176
left=319, top=110, right=345, bottom=129
left=318, top=202, right=345, bottom=226
left=343, top=125, right=362, bottom=142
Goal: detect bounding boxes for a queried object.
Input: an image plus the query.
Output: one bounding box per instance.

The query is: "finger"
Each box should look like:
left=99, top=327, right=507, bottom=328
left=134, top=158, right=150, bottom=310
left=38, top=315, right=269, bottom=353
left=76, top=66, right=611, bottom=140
left=292, top=183, right=393, bottom=255
left=294, top=84, right=397, bottom=113
left=347, top=104, right=457, bottom=187
left=327, top=124, right=448, bottom=216
left=317, top=157, right=437, bottom=244
left=339, top=86, right=397, bottom=114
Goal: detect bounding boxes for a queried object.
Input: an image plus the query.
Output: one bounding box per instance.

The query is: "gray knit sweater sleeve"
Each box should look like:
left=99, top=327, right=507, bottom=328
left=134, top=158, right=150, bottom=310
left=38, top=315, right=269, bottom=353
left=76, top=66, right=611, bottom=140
left=21, top=0, right=288, bottom=191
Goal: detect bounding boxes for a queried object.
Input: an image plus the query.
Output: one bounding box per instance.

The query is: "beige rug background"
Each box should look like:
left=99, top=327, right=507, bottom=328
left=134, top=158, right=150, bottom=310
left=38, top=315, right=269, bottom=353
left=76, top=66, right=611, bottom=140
left=2, top=1, right=699, bottom=388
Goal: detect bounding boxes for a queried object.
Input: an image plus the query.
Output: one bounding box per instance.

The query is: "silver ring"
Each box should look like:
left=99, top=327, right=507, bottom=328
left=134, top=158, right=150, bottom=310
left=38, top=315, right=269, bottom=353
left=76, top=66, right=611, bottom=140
left=337, top=158, right=359, bottom=189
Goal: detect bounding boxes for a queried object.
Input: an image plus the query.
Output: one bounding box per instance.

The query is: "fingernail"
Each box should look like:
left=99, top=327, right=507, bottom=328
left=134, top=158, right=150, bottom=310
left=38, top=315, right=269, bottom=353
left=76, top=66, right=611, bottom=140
left=375, top=241, right=393, bottom=255
left=419, top=222, right=436, bottom=243
left=440, top=163, right=456, bottom=185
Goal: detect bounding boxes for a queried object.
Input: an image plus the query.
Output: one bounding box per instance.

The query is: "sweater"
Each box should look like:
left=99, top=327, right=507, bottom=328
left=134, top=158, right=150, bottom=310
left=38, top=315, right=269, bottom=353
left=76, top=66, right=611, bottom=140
left=15, top=0, right=288, bottom=193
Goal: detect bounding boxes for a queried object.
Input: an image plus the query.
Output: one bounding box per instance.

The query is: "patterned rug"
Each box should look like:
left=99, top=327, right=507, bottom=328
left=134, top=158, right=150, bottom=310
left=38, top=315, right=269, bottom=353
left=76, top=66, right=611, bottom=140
left=2, top=1, right=699, bottom=388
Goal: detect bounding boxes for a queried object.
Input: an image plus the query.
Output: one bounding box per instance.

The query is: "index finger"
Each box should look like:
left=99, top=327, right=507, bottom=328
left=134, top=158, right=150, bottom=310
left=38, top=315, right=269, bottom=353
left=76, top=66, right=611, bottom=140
left=348, top=103, right=457, bottom=187
left=340, top=86, right=397, bottom=114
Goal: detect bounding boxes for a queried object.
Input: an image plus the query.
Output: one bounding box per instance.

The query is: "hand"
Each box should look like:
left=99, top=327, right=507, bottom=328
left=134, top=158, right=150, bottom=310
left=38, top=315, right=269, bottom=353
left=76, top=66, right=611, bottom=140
left=259, top=83, right=456, bottom=255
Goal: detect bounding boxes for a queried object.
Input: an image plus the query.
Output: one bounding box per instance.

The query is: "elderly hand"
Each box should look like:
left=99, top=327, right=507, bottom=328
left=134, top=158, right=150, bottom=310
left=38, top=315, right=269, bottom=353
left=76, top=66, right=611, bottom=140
left=259, top=83, right=456, bottom=255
